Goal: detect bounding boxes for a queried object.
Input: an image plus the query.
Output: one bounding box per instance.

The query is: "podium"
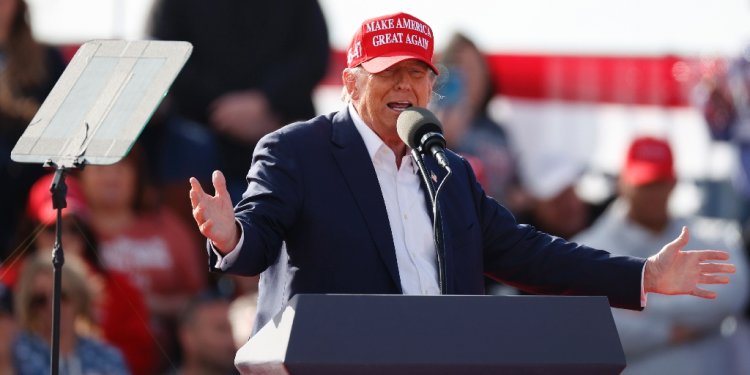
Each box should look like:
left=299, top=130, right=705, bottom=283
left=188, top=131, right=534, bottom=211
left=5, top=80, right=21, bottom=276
left=236, top=294, right=626, bottom=375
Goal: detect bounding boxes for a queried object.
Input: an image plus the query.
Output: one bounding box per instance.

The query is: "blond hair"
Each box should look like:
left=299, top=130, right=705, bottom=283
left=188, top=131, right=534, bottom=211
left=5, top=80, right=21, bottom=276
left=14, top=254, right=94, bottom=335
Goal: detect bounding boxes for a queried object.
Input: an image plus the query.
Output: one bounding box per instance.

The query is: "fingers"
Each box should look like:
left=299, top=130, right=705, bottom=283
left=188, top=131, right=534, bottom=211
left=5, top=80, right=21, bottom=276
left=212, top=170, right=230, bottom=200
left=665, top=226, right=690, bottom=253
left=699, top=274, right=731, bottom=284
left=690, top=288, right=717, bottom=299
left=192, top=203, right=206, bottom=224
left=701, top=262, right=736, bottom=274
left=189, top=177, right=206, bottom=207
left=693, top=250, right=731, bottom=262
left=198, top=219, right=214, bottom=237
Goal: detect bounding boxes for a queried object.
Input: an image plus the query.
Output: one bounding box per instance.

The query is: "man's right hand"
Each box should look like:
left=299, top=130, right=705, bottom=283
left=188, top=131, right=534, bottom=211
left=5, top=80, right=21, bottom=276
left=189, top=171, right=239, bottom=253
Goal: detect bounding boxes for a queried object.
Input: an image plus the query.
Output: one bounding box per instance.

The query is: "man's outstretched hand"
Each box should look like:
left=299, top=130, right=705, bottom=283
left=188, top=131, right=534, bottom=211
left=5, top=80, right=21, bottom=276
left=644, top=227, right=736, bottom=299
left=189, top=170, right=239, bottom=254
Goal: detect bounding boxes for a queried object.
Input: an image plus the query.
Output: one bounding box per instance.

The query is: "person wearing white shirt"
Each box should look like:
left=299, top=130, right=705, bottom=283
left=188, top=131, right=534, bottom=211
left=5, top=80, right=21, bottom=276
left=188, top=13, right=738, bottom=369
left=574, top=136, right=750, bottom=374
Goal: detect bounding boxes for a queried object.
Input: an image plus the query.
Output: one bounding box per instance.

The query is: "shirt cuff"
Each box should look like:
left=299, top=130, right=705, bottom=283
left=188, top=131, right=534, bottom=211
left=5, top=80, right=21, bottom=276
left=640, top=261, right=648, bottom=307
left=212, top=220, right=244, bottom=270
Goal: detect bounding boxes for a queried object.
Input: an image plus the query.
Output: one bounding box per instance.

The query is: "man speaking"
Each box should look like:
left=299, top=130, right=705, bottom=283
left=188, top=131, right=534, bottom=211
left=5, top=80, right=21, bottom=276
left=189, top=11, right=735, bottom=339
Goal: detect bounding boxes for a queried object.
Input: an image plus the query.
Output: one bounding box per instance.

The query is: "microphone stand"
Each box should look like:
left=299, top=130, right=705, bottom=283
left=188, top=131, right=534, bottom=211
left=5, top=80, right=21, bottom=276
left=47, top=164, right=69, bottom=375
left=411, top=149, right=450, bottom=294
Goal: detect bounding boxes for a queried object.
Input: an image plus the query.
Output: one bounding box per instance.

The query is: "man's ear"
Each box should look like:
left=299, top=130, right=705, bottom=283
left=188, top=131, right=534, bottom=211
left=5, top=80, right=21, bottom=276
left=343, top=70, right=359, bottom=101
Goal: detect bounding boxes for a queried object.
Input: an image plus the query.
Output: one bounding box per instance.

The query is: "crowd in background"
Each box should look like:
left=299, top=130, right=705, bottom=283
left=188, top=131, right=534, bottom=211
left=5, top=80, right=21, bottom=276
left=1, top=0, right=750, bottom=373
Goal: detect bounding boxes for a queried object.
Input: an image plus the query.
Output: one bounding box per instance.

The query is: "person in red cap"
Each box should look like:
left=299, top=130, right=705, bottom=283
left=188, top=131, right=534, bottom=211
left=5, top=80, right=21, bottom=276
left=573, top=136, right=749, bottom=374
left=619, top=136, right=679, bottom=233
left=189, top=12, right=737, bottom=361
left=1, top=173, right=90, bottom=288
left=1, top=173, right=159, bottom=375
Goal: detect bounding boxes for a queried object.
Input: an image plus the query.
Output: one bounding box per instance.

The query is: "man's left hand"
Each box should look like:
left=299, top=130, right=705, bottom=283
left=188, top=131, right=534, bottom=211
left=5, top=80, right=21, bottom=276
left=644, top=226, right=736, bottom=299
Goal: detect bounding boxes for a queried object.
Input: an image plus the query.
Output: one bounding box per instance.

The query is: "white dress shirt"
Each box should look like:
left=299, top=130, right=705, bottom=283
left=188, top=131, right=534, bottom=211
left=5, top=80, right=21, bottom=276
left=348, top=103, right=440, bottom=295
left=213, top=104, right=441, bottom=295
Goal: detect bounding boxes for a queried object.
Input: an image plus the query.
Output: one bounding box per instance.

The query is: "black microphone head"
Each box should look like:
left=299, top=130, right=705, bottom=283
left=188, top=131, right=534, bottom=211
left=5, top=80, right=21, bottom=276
left=396, top=107, right=443, bottom=149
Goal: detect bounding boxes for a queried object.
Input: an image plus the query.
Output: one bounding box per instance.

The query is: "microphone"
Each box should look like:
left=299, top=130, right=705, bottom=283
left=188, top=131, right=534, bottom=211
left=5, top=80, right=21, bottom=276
left=396, top=107, right=450, bottom=169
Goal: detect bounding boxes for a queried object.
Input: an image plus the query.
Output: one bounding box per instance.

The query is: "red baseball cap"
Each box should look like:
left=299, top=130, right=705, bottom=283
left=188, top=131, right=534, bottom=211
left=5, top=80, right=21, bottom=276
left=26, top=173, right=89, bottom=225
left=346, top=12, right=439, bottom=74
left=622, top=137, right=676, bottom=186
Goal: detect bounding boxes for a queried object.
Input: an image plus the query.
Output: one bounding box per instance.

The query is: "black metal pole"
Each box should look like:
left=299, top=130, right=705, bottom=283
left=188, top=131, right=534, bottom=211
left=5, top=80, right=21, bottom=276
left=49, top=167, right=68, bottom=375
left=410, top=149, right=448, bottom=295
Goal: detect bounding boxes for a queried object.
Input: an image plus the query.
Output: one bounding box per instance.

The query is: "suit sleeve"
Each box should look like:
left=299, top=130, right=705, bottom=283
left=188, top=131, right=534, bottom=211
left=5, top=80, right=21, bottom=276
left=462, top=158, right=647, bottom=310
left=207, top=130, right=303, bottom=276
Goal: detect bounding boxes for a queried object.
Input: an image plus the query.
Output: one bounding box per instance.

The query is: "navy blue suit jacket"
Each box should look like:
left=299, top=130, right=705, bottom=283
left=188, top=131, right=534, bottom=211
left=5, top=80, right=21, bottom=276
left=208, top=109, right=646, bottom=332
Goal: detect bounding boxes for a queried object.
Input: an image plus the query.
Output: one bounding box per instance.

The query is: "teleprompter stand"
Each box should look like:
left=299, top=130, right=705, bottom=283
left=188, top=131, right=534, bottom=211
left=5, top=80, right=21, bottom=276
left=235, top=294, right=626, bottom=375
left=11, top=40, right=192, bottom=374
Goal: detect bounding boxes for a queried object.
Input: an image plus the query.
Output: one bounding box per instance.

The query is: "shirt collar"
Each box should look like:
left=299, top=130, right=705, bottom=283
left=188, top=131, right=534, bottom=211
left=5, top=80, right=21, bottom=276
left=347, top=103, right=418, bottom=174
left=348, top=102, right=383, bottom=160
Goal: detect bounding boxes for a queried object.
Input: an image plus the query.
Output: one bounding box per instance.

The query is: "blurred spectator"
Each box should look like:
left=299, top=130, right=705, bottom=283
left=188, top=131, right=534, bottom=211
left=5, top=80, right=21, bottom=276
left=432, top=32, right=529, bottom=296
left=517, top=154, right=602, bottom=240
left=148, top=0, right=330, bottom=201
left=432, top=32, right=521, bottom=210
left=0, top=282, right=17, bottom=374
left=573, top=136, right=750, bottom=374
left=172, top=291, right=237, bottom=375
left=1, top=173, right=157, bottom=374
left=493, top=153, right=601, bottom=296
left=139, top=100, right=221, bottom=240
left=78, top=146, right=206, bottom=369
left=0, top=0, right=65, bottom=254
left=1, top=172, right=93, bottom=287
left=214, top=272, right=259, bottom=348
left=227, top=291, right=257, bottom=350
left=12, top=254, right=129, bottom=374
left=695, top=48, right=750, bottom=226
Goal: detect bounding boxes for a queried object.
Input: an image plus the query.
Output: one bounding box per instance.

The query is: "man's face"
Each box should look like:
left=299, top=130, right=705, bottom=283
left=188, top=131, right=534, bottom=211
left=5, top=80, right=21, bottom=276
left=183, top=302, right=237, bottom=371
left=532, top=185, right=589, bottom=239
left=621, top=179, right=675, bottom=228
left=80, top=158, right=138, bottom=211
left=347, top=59, right=435, bottom=146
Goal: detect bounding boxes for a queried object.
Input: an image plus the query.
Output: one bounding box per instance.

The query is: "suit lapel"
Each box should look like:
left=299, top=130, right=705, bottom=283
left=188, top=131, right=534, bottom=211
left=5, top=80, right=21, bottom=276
left=330, top=110, right=402, bottom=292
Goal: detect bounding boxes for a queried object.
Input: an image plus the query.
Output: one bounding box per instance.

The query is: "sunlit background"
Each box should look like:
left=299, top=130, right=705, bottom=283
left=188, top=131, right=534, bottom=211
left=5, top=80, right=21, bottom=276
left=26, top=0, right=750, bottom=54
left=24, top=0, right=750, bottom=215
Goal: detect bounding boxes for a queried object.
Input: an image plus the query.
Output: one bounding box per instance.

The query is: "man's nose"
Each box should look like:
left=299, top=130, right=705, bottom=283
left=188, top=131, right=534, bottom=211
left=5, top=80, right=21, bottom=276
left=393, top=70, right=411, bottom=90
